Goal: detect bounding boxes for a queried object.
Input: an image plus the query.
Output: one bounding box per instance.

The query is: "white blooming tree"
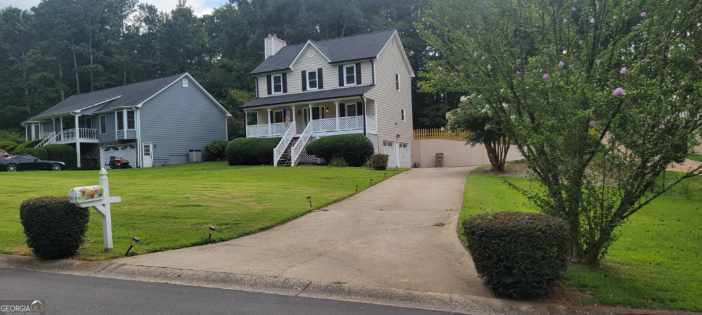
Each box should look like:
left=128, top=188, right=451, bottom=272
left=420, top=0, right=702, bottom=264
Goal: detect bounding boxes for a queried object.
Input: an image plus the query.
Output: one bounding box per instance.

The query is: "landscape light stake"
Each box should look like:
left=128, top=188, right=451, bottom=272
left=306, top=196, right=312, bottom=210
left=124, top=236, right=140, bottom=256
left=208, top=225, right=217, bottom=243
left=355, top=184, right=359, bottom=193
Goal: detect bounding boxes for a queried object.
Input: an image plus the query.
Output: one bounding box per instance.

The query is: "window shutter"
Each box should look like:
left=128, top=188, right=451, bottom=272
left=282, top=73, right=288, bottom=93
left=340, top=103, right=346, bottom=117
left=357, top=101, right=363, bottom=115
left=355, top=63, right=362, bottom=85
left=317, top=68, right=323, bottom=89
left=338, top=65, right=344, bottom=87
left=266, top=75, right=272, bottom=95
left=301, top=71, right=307, bottom=91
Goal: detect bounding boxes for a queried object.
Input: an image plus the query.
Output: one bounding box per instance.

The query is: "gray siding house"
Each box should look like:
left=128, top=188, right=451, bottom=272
left=22, top=73, right=231, bottom=168
left=243, top=30, right=415, bottom=168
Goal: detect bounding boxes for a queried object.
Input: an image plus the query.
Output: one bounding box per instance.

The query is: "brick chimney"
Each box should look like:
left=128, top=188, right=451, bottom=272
left=264, top=34, right=287, bottom=59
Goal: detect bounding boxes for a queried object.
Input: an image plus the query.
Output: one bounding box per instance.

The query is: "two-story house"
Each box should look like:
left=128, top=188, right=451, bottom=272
left=22, top=73, right=231, bottom=168
left=242, top=30, right=415, bottom=168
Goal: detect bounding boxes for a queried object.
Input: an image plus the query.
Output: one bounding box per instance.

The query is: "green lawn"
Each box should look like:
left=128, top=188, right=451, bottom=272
left=688, top=154, right=702, bottom=162
left=0, top=162, right=401, bottom=260
left=461, top=167, right=702, bottom=312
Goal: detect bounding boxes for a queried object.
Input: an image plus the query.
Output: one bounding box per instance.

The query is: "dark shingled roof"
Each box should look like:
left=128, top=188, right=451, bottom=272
left=251, top=30, right=396, bottom=74
left=28, top=73, right=185, bottom=121
left=242, top=85, right=373, bottom=109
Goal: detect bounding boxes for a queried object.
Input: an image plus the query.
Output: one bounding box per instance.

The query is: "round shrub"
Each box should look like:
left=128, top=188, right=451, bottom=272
left=463, top=212, right=570, bottom=298
left=226, top=137, right=280, bottom=165
left=328, top=157, right=348, bottom=167
left=204, top=140, right=228, bottom=161
left=44, top=144, right=77, bottom=168
left=20, top=197, right=89, bottom=259
left=368, top=154, right=389, bottom=170
left=305, top=134, right=374, bottom=166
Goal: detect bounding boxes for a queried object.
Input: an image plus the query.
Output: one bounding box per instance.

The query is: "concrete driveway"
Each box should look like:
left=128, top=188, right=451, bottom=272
left=118, top=167, right=490, bottom=297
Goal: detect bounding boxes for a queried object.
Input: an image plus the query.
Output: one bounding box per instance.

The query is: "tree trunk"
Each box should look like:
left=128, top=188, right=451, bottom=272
left=72, top=46, right=81, bottom=94
left=484, top=136, right=510, bottom=172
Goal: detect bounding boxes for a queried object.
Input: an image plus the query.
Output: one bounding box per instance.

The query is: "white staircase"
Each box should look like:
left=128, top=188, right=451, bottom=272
left=290, top=121, right=313, bottom=167
left=35, top=132, right=57, bottom=148
left=273, top=124, right=296, bottom=167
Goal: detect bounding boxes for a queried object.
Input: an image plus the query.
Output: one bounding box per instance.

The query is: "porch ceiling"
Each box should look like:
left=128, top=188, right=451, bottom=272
left=242, top=85, right=373, bottom=109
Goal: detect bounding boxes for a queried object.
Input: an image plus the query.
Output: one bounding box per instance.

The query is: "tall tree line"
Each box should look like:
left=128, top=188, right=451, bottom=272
left=0, top=0, right=450, bottom=137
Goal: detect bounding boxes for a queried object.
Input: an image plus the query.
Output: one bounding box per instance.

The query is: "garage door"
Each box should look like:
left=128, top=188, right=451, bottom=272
left=382, top=140, right=397, bottom=168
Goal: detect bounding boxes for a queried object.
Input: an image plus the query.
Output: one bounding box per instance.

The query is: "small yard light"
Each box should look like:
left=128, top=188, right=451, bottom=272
left=355, top=184, right=359, bottom=193
left=208, top=225, right=217, bottom=243
left=306, top=196, right=312, bottom=210
left=124, top=236, right=140, bottom=256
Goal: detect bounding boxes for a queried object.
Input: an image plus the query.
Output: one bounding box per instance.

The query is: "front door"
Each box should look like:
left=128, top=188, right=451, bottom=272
left=142, top=143, right=153, bottom=168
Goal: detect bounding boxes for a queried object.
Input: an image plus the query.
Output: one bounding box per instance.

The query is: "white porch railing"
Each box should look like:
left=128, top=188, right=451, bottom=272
left=273, top=124, right=295, bottom=167
left=60, top=128, right=99, bottom=143
left=271, top=122, right=289, bottom=136
left=339, top=116, right=363, bottom=130
left=312, top=118, right=337, bottom=132
left=291, top=121, right=313, bottom=167
left=246, top=124, right=269, bottom=138
left=35, top=132, right=57, bottom=147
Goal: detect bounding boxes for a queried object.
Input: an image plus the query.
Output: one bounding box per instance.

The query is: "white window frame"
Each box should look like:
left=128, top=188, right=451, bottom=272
left=272, top=74, right=283, bottom=94
left=345, top=103, right=358, bottom=117
left=182, top=78, right=189, bottom=88
left=343, top=64, right=356, bottom=85
left=272, top=109, right=285, bottom=123
left=307, top=71, right=319, bottom=90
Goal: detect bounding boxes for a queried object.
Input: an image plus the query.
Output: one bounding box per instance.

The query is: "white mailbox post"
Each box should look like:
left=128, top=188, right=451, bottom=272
left=68, top=168, right=121, bottom=250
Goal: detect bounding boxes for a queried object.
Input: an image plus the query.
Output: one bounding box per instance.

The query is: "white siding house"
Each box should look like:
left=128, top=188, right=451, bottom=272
left=242, top=30, right=415, bottom=167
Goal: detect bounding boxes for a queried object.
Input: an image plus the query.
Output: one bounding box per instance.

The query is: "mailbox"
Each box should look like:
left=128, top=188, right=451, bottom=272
left=69, top=185, right=104, bottom=205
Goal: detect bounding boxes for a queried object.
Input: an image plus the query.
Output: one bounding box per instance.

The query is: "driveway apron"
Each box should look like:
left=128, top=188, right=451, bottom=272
left=118, top=167, right=490, bottom=297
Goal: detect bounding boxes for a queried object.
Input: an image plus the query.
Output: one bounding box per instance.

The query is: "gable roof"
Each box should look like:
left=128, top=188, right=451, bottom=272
left=27, top=73, right=230, bottom=122
left=251, top=29, right=396, bottom=75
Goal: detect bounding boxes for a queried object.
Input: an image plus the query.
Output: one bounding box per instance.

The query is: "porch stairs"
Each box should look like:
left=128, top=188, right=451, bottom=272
left=276, top=137, right=298, bottom=167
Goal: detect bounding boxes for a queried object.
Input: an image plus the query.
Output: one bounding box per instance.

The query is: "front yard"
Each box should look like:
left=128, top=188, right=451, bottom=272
left=0, top=162, right=401, bottom=260
left=460, top=165, right=702, bottom=312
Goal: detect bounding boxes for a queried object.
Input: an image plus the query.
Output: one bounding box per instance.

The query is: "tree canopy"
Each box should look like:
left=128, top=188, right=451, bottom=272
left=0, top=0, right=443, bottom=136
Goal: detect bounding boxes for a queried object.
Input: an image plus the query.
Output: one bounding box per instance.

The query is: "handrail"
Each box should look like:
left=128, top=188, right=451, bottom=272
left=291, top=121, right=313, bottom=167
left=273, top=123, right=295, bottom=167
left=35, top=131, right=57, bottom=148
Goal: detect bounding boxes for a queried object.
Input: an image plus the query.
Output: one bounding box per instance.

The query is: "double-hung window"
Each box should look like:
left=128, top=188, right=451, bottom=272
left=272, top=74, right=283, bottom=94
left=100, top=115, right=107, bottom=134
left=344, top=64, right=356, bottom=85
left=345, top=103, right=357, bottom=116
left=272, top=110, right=284, bottom=123
left=307, top=71, right=318, bottom=89
left=127, top=111, right=135, bottom=129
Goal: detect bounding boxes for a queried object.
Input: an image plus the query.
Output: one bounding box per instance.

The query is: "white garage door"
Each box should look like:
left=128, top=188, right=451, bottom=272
left=382, top=140, right=398, bottom=168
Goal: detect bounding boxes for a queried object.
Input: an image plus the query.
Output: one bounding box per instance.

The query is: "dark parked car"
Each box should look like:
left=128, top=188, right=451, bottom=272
left=0, top=154, right=65, bottom=172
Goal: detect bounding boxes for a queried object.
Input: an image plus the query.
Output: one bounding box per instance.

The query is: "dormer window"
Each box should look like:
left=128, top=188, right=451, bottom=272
left=272, top=74, right=283, bottom=94
left=307, top=71, right=318, bottom=89
left=344, top=64, right=356, bottom=85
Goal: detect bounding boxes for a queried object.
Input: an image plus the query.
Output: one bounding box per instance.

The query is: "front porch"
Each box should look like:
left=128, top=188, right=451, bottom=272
left=244, top=97, right=377, bottom=138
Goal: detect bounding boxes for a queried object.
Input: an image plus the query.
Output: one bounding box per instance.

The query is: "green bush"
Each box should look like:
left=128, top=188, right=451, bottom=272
left=25, top=147, right=49, bottom=160
left=368, top=154, right=389, bottom=170
left=204, top=140, right=228, bottom=161
left=20, top=197, right=89, bottom=259
left=305, top=134, right=374, bottom=167
left=44, top=144, right=77, bottom=168
left=463, top=212, right=570, bottom=298
left=328, top=157, right=348, bottom=167
left=0, top=140, right=17, bottom=152
left=226, top=138, right=280, bottom=165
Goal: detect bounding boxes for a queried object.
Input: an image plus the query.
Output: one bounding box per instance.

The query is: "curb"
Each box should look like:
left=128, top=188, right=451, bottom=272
left=0, top=254, right=624, bottom=315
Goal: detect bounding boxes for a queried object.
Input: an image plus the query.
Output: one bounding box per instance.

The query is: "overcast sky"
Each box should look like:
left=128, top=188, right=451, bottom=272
left=0, top=0, right=227, bottom=16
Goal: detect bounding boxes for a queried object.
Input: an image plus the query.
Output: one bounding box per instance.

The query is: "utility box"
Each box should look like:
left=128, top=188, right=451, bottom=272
left=434, top=153, right=444, bottom=168
left=188, top=149, right=202, bottom=163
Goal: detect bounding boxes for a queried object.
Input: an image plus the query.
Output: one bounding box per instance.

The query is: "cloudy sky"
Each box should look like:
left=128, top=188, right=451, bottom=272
left=0, top=0, right=228, bottom=16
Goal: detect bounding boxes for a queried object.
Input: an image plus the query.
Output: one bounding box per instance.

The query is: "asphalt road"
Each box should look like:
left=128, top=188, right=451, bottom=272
left=0, top=268, right=457, bottom=315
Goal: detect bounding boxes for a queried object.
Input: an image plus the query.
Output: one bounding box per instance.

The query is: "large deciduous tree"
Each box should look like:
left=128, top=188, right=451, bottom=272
left=420, top=0, right=702, bottom=264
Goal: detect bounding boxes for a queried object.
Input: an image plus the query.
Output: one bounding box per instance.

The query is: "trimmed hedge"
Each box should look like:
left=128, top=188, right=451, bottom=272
left=20, top=197, right=89, bottom=259
left=463, top=212, right=570, bottom=298
left=44, top=144, right=77, bottom=169
left=305, top=134, right=374, bottom=167
left=226, top=138, right=280, bottom=165
left=204, top=140, right=228, bottom=161
left=368, top=154, right=389, bottom=170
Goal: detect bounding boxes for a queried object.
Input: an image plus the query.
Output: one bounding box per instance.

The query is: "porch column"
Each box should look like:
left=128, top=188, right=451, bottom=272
left=122, top=110, right=128, bottom=140
left=244, top=110, right=249, bottom=137
left=335, top=101, right=340, bottom=130
left=291, top=106, right=296, bottom=134
left=74, top=114, right=81, bottom=168
left=25, top=125, right=28, bottom=141
left=52, top=118, right=56, bottom=137
left=59, top=117, right=63, bottom=141
left=309, top=104, right=313, bottom=131
left=267, top=109, right=272, bottom=136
